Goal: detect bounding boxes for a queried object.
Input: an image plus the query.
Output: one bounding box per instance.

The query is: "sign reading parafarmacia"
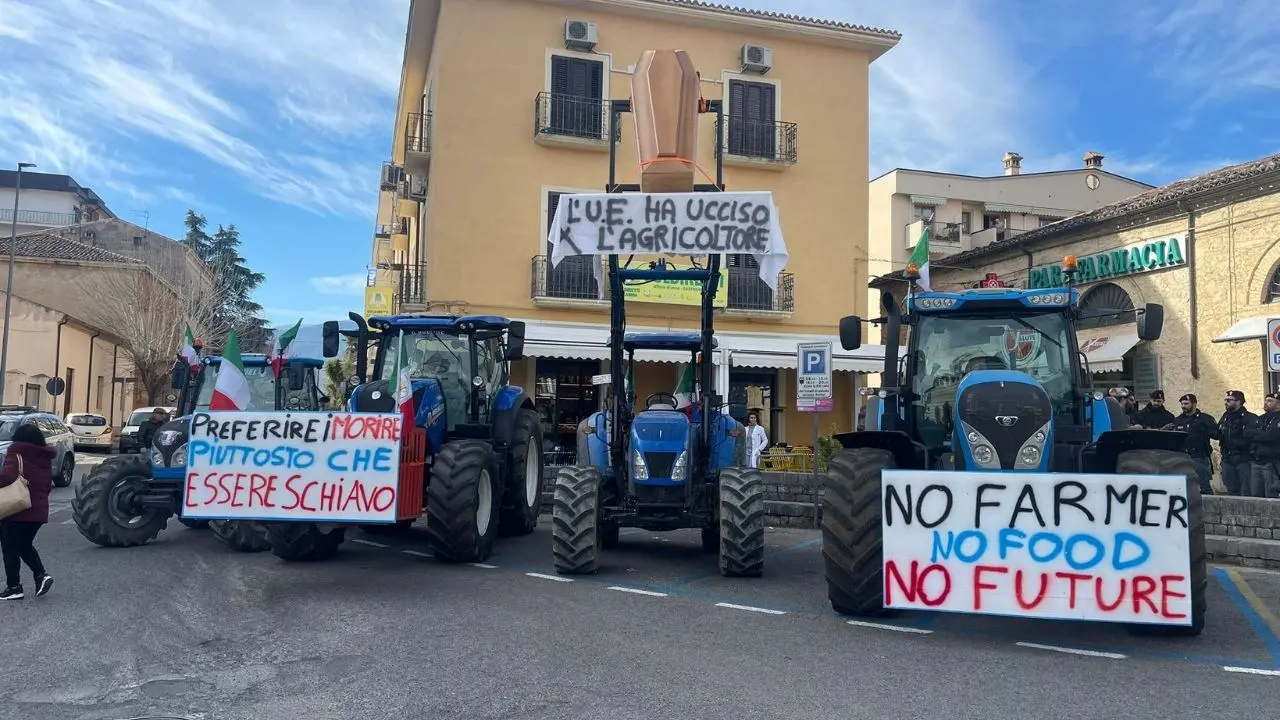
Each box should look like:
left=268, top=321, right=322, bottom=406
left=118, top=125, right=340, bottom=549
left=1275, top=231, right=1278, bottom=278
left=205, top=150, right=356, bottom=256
left=880, top=470, right=1193, bottom=625
left=179, top=411, right=404, bottom=524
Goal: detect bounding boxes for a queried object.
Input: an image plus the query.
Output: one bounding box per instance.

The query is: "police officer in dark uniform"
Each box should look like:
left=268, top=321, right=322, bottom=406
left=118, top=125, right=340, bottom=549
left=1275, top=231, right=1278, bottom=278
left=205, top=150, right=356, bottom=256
left=1248, top=392, right=1280, bottom=498
left=1218, top=390, right=1258, bottom=495
left=1133, top=389, right=1176, bottom=429
left=1164, top=393, right=1218, bottom=494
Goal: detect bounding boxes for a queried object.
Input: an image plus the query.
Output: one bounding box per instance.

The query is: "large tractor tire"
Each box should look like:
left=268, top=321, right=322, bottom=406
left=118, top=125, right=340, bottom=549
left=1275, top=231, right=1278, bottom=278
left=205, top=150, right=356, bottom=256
left=426, top=440, right=500, bottom=563
left=551, top=465, right=603, bottom=574
left=71, top=454, right=170, bottom=548
left=718, top=466, right=765, bottom=577
left=821, top=448, right=897, bottom=617
left=179, top=518, right=210, bottom=529
left=264, top=522, right=346, bottom=562
left=1116, top=448, right=1207, bottom=637
left=209, top=520, right=270, bottom=553
left=499, top=408, right=543, bottom=537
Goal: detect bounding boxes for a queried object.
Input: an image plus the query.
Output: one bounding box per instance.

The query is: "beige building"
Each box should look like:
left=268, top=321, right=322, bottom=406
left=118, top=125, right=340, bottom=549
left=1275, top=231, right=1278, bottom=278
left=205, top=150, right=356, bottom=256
left=32, top=218, right=210, bottom=291
left=869, top=151, right=1280, bottom=404
left=866, top=151, right=1152, bottom=347
left=0, top=169, right=114, bottom=237
left=373, top=0, right=904, bottom=447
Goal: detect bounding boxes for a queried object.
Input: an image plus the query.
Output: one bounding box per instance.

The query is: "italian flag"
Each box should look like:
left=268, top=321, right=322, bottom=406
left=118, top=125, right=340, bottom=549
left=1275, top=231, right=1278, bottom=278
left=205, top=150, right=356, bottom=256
left=209, top=330, right=252, bottom=411
left=674, top=362, right=696, bottom=410
left=180, top=325, right=200, bottom=373
left=908, top=223, right=932, bottom=291
left=270, top=318, right=303, bottom=379
left=389, top=336, right=415, bottom=432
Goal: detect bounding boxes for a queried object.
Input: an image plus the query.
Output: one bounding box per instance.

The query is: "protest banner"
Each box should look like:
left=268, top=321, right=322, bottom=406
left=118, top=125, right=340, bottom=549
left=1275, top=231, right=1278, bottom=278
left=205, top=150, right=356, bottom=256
left=880, top=470, right=1193, bottom=625
left=547, top=191, right=790, bottom=300
left=180, top=410, right=404, bottom=524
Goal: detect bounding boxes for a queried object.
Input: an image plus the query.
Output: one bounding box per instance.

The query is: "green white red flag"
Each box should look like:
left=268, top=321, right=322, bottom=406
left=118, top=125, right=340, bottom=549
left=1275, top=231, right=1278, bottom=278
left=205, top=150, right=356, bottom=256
left=180, top=325, right=200, bottom=373
left=388, top=337, right=415, bottom=432
left=209, top=330, right=252, bottom=411
left=270, top=318, right=303, bottom=379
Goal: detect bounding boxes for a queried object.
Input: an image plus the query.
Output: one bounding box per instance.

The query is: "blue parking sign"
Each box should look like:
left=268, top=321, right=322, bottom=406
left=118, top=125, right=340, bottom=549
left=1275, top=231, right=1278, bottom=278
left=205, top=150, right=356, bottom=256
left=796, top=341, right=832, bottom=403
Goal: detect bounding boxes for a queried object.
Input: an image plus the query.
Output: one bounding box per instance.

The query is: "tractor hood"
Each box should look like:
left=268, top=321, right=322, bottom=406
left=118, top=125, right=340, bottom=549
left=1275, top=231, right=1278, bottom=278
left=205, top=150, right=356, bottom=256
left=630, top=410, right=692, bottom=452
left=151, top=416, right=193, bottom=468
left=349, top=377, right=444, bottom=429
left=952, top=370, right=1054, bottom=472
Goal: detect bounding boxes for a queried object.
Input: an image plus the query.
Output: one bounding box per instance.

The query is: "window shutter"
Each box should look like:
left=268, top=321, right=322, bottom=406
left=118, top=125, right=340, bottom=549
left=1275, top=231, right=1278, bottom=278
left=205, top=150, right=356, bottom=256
left=551, top=57, right=571, bottom=95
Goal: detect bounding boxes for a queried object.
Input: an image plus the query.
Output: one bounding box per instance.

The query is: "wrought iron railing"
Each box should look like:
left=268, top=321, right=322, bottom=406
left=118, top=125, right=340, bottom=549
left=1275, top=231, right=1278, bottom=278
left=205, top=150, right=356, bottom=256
left=0, top=209, right=79, bottom=226
left=531, top=255, right=600, bottom=300
left=716, top=117, right=798, bottom=163
left=405, top=112, right=432, bottom=154
left=728, top=267, right=794, bottom=312
left=533, top=92, right=620, bottom=142
left=399, top=262, right=426, bottom=306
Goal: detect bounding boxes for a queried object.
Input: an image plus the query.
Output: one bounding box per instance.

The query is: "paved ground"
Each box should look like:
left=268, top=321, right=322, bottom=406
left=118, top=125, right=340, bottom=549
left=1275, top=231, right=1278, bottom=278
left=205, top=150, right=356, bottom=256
left=2, top=467, right=1277, bottom=719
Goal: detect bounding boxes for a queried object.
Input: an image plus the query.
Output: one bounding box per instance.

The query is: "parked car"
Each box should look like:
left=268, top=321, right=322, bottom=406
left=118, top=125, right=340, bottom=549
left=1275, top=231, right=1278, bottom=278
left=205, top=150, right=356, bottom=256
left=118, top=406, right=176, bottom=453
left=65, top=412, right=113, bottom=452
left=0, top=406, right=77, bottom=487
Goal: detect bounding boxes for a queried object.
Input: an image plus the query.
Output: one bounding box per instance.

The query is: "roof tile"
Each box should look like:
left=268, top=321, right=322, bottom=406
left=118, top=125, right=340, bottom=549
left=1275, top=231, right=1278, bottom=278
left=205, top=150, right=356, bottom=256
left=656, top=0, right=901, bottom=39
left=0, top=231, right=143, bottom=264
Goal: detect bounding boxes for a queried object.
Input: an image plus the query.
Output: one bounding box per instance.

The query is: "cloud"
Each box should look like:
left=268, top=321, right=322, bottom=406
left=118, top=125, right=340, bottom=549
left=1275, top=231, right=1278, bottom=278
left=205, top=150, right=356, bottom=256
left=0, top=0, right=405, bottom=218
left=310, top=274, right=368, bottom=296
left=263, top=304, right=362, bottom=329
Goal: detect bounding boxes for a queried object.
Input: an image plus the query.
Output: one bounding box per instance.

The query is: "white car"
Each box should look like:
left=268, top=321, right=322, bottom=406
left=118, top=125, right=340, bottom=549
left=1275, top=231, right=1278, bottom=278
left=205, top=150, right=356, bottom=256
left=118, top=406, right=177, bottom=453
left=65, top=412, right=114, bottom=452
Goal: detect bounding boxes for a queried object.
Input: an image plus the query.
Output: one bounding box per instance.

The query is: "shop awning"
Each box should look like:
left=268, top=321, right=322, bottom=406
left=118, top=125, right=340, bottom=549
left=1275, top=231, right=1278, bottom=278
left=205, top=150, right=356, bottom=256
left=729, top=350, right=884, bottom=374
left=1212, top=315, right=1280, bottom=344
left=523, top=325, right=698, bottom=364
left=1076, top=324, right=1141, bottom=374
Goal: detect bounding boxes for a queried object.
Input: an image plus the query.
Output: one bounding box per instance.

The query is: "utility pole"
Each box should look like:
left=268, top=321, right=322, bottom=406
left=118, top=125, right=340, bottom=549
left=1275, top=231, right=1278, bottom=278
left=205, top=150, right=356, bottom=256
left=0, top=162, right=37, bottom=402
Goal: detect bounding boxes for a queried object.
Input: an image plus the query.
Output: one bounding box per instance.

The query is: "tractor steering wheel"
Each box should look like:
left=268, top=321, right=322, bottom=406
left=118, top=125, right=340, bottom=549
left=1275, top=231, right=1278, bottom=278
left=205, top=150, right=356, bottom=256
left=646, top=392, right=678, bottom=410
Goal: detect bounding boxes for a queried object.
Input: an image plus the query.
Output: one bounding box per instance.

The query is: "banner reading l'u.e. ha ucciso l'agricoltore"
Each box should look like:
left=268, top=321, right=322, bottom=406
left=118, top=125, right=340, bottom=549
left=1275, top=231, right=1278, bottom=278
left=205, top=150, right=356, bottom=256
left=879, top=471, right=1193, bottom=626
left=179, top=411, right=404, bottom=524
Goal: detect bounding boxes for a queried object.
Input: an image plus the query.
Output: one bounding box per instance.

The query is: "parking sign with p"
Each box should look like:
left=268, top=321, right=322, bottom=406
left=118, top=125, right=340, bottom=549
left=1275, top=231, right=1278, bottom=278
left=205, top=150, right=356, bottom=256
left=796, top=342, right=832, bottom=411
left=1269, top=319, right=1280, bottom=372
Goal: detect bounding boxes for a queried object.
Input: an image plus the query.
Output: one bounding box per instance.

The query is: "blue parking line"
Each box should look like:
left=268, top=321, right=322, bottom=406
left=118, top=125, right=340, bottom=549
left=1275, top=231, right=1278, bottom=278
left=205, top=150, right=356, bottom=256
left=1215, top=567, right=1280, bottom=667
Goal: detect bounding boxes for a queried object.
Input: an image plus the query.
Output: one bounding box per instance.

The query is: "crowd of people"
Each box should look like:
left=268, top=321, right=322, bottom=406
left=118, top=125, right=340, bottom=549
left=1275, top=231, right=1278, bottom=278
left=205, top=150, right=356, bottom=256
left=1112, top=387, right=1280, bottom=498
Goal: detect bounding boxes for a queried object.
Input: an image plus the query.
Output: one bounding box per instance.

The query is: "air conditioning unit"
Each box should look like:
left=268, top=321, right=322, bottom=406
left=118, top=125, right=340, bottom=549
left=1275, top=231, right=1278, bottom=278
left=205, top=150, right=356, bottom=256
left=564, top=19, right=598, bottom=51
left=741, top=44, right=773, bottom=74
left=380, top=163, right=402, bottom=190
left=407, top=175, right=427, bottom=200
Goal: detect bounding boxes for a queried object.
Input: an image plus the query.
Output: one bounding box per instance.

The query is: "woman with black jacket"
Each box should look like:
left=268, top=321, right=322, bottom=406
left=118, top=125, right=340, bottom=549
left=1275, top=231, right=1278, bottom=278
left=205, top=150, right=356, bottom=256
left=0, top=422, right=57, bottom=600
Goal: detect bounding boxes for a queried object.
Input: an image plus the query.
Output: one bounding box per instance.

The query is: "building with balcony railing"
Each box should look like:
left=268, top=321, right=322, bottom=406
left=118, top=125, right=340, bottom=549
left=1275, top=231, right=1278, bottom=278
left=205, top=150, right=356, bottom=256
left=0, top=169, right=115, bottom=238
left=373, top=0, right=902, bottom=446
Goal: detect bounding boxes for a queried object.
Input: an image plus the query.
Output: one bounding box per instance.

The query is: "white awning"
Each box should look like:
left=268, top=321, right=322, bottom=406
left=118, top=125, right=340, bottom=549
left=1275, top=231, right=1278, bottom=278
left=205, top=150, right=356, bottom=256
left=1213, top=315, right=1280, bottom=344
left=1077, top=324, right=1141, bottom=374
left=909, top=195, right=947, bottom=206
left=728, top=351, right=884, bottom=374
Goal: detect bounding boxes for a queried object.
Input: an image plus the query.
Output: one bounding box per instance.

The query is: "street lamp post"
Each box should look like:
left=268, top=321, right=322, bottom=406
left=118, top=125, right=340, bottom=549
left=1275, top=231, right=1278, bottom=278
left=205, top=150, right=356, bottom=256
left=0, top=161, right=37, bottom=403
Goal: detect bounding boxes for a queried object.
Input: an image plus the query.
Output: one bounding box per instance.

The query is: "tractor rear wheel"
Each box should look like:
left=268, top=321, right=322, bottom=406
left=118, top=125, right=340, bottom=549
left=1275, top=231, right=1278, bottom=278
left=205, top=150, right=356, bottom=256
left=718, top=466, right=765, bottom=577
left=426, top=440, right=500, bottom=563
left=551, top=465, right=602, bottom=574
left=264, top=522, right=345, bottom=561
left=210, top=520, right=270, bottom=553
left=821, top=448, right=897, bottom=617
left=71, top=454, right=170, bottom=548
left=499, top=408, right=543, bottom=537
left=1117, top=448, right=1207, bottom=637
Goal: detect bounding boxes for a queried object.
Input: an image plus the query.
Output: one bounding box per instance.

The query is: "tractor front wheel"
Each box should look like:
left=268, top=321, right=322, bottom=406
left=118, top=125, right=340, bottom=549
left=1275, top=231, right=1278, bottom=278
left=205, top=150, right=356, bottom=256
left=1117, top=448, right=1207, bottom=637
left=426, top=440, right=500, bottom=563
left=264, top=522, right=345, bottom=561
left=210, top=520, right=270, bottom=553
left=71, top=454, right=170, bottom=548
left=551, top=465, right=603, bottom=574
left=499, top=408, right=543, bottom=537
left=718, top=466, right=765, bottom=577
left=821, top=448, right=897, bottom=617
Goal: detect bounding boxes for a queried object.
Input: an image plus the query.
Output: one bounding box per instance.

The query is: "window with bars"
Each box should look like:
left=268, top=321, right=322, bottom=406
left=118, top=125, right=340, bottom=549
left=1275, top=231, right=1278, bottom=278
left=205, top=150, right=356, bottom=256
left=544, top=192, right=599, bottom=299
left=727, top=254, right=774, bottom=310
left=727, top=80, right=777, bottom=159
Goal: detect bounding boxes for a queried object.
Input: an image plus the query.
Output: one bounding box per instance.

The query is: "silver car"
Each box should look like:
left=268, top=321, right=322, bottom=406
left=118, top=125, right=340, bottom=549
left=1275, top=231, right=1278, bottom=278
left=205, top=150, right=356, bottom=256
left=0, top=407, right=77, bottom=488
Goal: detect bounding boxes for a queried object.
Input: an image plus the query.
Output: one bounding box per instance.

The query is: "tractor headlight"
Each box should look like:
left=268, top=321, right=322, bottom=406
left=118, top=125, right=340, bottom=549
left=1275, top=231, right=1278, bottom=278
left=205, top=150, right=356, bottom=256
left=959, top=421, right=1000, bottom=471
left=149, top=449, right=165, bottom=467
left=171, top=443, right=188, bottom=468
left=1015, top=422, right=1052, bottom=469
left=631, top=448, right=648, bottom=480
left=972, top=444, right=995, bottom=465
left=670, top=451, right=688, bottom=481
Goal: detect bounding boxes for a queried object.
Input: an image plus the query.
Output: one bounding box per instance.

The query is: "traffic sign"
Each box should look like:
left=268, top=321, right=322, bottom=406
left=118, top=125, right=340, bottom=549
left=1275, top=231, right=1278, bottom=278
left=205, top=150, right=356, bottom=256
left=1268, top=319, right=1280, bottom=372
left=797, top=341, right=832, bottom=413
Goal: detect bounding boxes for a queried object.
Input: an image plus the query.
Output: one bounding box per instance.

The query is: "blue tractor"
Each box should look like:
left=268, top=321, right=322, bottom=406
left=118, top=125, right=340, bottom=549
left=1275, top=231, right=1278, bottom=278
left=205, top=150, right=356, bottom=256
left=73, top=351, right=331, bottom=553
left=297, top=313, right=542, bottom=563
left=821, top=272, right=1206, bottom=636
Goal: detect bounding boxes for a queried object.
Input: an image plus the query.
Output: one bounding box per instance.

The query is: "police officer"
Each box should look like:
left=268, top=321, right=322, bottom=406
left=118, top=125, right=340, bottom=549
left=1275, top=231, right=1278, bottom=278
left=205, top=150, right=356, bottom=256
left=1134, top=389, right=1176, bottom=429
left=1248, top=392, right=1280, bottom=498
left=1164, top=393, right=1218, bottom=495
left=1218, top=390, right=1258, bottom=495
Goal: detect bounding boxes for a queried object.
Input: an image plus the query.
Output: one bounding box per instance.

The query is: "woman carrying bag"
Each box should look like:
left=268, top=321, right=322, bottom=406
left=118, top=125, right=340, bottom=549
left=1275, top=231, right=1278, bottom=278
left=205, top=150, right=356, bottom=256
left=0, top=422, right=57, bottom=600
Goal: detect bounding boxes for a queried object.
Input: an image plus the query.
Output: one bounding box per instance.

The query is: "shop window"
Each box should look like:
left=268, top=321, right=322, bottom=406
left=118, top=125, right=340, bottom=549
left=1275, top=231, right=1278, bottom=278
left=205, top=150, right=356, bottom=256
left=729, top=370, right=777, bottom=444
left=535, top=359, right=601, bottom=465
left=1076, top=282, right=1135, bottom=330
left=23, top=383, right=39, bottom=409
left=1266, top=263, right=1280, bottom=303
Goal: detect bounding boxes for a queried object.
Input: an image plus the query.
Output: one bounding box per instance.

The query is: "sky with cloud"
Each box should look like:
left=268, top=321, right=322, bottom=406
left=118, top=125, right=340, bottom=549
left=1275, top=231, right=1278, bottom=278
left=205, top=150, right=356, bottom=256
left=2, top=0, right=1277, bottom=332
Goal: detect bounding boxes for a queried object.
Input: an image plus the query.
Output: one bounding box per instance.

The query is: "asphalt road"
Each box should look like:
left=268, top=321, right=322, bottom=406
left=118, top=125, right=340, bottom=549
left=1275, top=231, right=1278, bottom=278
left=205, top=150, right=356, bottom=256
left=2, top=465, right=1277, bottom=719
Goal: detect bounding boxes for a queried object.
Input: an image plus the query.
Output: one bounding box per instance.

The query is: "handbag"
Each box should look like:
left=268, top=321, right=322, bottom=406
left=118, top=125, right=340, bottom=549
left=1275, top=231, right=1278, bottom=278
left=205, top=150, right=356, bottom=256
left=0, top=455, right=32, bottom=520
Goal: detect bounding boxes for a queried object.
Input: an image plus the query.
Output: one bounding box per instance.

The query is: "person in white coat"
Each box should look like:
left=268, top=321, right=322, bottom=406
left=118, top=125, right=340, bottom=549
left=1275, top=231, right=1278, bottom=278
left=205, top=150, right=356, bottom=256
left=746, top=413, right=769, bottom=468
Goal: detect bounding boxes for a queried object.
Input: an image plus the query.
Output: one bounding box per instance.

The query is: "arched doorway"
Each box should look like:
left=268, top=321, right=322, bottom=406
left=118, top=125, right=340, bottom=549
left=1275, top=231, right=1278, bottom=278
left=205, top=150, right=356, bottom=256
left=1075, top=282, right=1160, bottom=396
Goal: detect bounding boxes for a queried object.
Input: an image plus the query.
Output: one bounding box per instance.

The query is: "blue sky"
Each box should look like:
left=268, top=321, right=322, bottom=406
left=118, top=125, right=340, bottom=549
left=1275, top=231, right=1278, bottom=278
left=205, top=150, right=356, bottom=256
left=1, top=0, right=1277, bottom=332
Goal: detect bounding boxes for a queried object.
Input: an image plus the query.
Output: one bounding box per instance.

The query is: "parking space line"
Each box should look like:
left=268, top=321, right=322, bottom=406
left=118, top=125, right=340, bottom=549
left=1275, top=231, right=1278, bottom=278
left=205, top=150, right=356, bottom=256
left=1016, top=642, right=1126, bottom=659
left=470, top=563, right=498, bottom=569
left=846, top=620, right=933, bottom=635
left=401, top=550, right=433, bottom=558
left=1223, top=665, right=1280, bottom=677
left=527, top=572, right=573, bottom=583
left=609, top=586, right=669, bottom=597
left=1223, top=568, right=1280, bottom=641
left=1216, top=567, right=1280, bottom=665
left=715, top=602, right=786, bottom=615
left=351, top=538, right=390, bottom=548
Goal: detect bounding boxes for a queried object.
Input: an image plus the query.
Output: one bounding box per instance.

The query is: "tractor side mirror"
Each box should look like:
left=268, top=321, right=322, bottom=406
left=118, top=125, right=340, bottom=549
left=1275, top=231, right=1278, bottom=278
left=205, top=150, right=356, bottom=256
left=1136, top=303, right=1164, bottom=341
left=506, top=320, right=526, bottom=361
left=838, top=316, right=863, bottom=351
left=322, top=321, right=341, bottom=358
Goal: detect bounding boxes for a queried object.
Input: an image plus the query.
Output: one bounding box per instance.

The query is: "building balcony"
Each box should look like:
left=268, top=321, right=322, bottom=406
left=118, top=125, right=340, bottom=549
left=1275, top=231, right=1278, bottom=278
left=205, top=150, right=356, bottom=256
left=404, top=112, right=432, bottom=174
left=530, top=256, right=794, bottom=315
left=903, top=220, right=967, bottom=254
left=0, top=208, right=79, bottom=227
left=968, top=226, right=1028, bottom=250
left=533, top=92, right=620, bottom=151
left=398, top=261, right=427, bottom=312
left=715, top=117, right=798, bottom=169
